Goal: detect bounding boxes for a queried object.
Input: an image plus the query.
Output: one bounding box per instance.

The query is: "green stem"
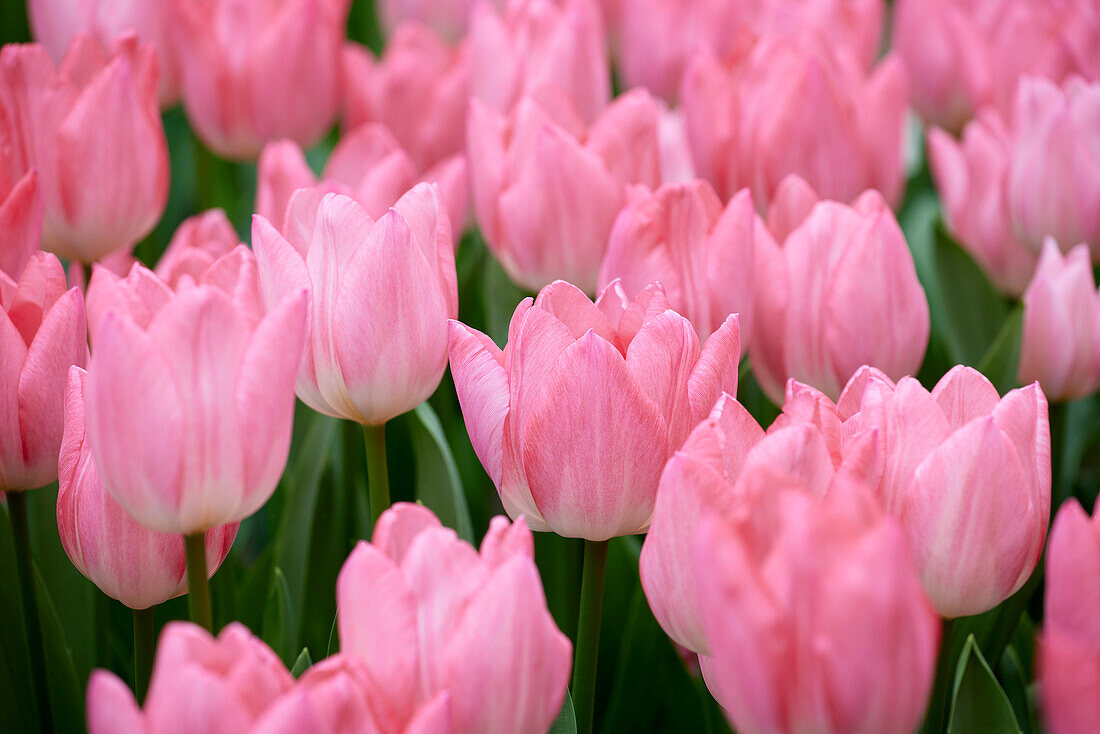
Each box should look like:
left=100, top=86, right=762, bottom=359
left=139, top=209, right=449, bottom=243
left=7, top=491, right=54, bottom=733
left=922, top=617, right=956, bottom=734
left=184, top=533, right=212, bottom=632
left=572, top=539, right=609, bottom=734
left=363, top=423, right=391, bottom=528
left=132, top=607, right=156, bottom=702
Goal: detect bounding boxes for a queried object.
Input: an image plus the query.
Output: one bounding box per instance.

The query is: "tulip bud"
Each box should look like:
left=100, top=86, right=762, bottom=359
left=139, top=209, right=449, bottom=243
left=468, top=89, right=661, bottom=292
left=449, top=279, right=740, bottom=539
left=252, top=184, right=458, bottom=426
left=58, top=367, right=237, bottom=610
left=337, top=503, right=570, bottom=734
left=750, top=179, right=929, bottom=404
left=1019, top=239, right=1100, bottom=401
left=598, top=181, right=755, bottom=343
left=169, top=0, right=350, bottom=159
left=0, top=34, right=168, bottom=263
left=0, top=252, right=87, bottom=491
left=0, top=169, right=41, bottom=281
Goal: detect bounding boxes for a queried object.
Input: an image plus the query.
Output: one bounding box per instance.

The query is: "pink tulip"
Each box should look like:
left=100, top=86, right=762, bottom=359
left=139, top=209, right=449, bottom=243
left=657, top=105, right=696, bottom=183
left=894, top=0, right=1100, bottom=132
left=0, top=252, right=86, bottom=492
left=256, top=125, right=467, bottom=246
left=154, top=209, right=242, bottom=287
left=468, top=89, right=662, bottom=293
left=0, top=34, right=168, bottom=263
left=84, top=256, right=307, bottom=535
left=598, top=182, right=755, bottom=343
left=252, top=184, right=457, bottom=425
left=682, top=38, right=907, bottom=209
left=337, top=503, right=570, bottom=734
left=448, top=279, right=740, bottom=539
left=616, top=0, right=884, bottom=102
left=750, top=179, right=929, bottom=404
left=0, top=169, right=41, bottom=280
left=1019, top=239, right=1100, bottom=401
left=469, top=0, right=610, bottom=124
left=169, top=0, right=350, bottom=160
left=1039, top=499, right=1100, bottom=734
left=696, top=482, right=938, bottom=734
left=57, top=367, right=237, bottom=610
left=841, top=365, right=1051, bottom=617
left=377, top=0, right=501, bottom=40
left=87, top=622, right=295, bottom=734
left=343, top=23, right=469, bottom=172
left=28, top=0, right=180, bottom=105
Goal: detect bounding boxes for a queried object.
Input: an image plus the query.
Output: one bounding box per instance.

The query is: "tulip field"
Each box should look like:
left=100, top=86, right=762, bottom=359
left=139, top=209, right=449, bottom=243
left=2, top=1, right=1100, bottom=733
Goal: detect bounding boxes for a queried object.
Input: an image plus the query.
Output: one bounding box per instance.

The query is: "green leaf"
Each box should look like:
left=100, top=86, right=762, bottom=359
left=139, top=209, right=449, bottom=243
left=261, top=567, right=297, bottom=666
left=996, top=647, right=1033, bottom=734
left=548, top=692, right=577, bottom=734
left=326, top=614, right=340, bottom=658
left=976, top=305, right=1023, bottom=394
left=289, top=648, right=313, bottom=678
left=947, top=635, right=1022, bottom=734
left=34, top=566, right=86, bottom=734
left=0, top=504, right=39, bottom=733
left=410, top=402, right=474, bottom=542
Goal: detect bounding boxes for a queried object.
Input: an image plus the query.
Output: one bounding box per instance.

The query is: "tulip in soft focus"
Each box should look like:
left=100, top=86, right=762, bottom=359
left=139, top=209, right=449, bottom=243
left=57, top=367, right=237, bottom=610
left=256, top=125, right=468, bottom=246
left=343, top=23, right=469, bottom=172
left=337, top=503, right=570, bottom=734
left=750, top=178, right=929, bottom=403
left=84, top=255, right=307, bottom=535
left=0, top=34, right=168, bottom=263
left=469, top=0, right=610, bottom=124
left=1019, top=240, right=1100, bottom=402
left=468, top=89, right=661, bottom=293
left=449, top=279, right=740, bottom=539
left=1039, top=499, right=1100, bottom=734
left=86, top=622, right=294, bottom=733
left=616, top=0, right=884, bottom=102
left=377, top=0, right=501, bottom=40
left=154, top=208, right=241, bottom=285
left=0, top=252, right=86, bottom=492
left=893, top=0, right=1100, bottom=132
left=253, top=184, right=458, bottom=425
left=682, top=38, right=908, bottom=209
left=0, top=169, right=41, bottom=280
left=840, top=365, right=1051, bottom=617
left=169, top=0, right=350, bottom=159
left=696, top=483, right=939, bottom=734
left=28, top=0, right=180, bottom=105
left=598, top=182, right=755, bottom=343
left=657, top=105, right=696, bottom=183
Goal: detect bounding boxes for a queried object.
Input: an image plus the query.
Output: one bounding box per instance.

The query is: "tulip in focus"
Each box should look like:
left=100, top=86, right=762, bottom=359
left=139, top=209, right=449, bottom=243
left=468, top=89, right=661, bottom=293
left=598, top=182, right=755, bottom=343
left=0, top=34, right=168, bottom=263
left=682, top=38, right=908, bottom=209
left=1019, top=240, right=1100, bottom=402
left=0, top=169, right=41, bottom=280
left=252, top=183, right=458, bottom=426
left=377, top=0, right=501, bottom=40
left=0, top=252, right=86, bottom=492
left=58, top=367, right=237, bottom=610
left=750, top=178, right=929, bottom=403
left=169, top=0, right=351, bottom=159
left=1039, top=499, right=1100, bottom=734
left=337, top=503, right=570, bottom=734
left=449, top=279, right=740, bottom=539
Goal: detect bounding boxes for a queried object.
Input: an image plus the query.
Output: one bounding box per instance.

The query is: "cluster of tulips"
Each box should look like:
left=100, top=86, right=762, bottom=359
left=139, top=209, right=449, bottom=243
left=1, top=0, right=1099, bottom=733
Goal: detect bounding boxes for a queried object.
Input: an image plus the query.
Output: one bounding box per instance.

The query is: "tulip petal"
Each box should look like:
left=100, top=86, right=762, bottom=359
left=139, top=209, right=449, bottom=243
left=86, top=671, right=146, bottom=734
left=448, top=321, right=509, bottom=487
left=689, top=314, right=741, bottom=423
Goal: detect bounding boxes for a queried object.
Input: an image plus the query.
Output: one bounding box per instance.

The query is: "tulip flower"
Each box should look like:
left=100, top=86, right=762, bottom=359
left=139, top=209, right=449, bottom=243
left=0, top=169, right=41, bottom=281
left=1039, top=499, right=1100, bottom=734
left=343, top=23, right=469, bottom=171
left=0, top=34, right=168, bottom=263
left=750, top=179, right=929, bottom=404
left=598, top=182, right=755, bottom=343
left=256, top=125, right=467, bottom=246
left=469, top=0, right=610, bottom=124
left=87, top=622, right=295, bottom=733
left=696, top=482, right=939, bottom=734
left=337, top=503, right=570, bottom=734
left=616, top=0, right=883, bottom=102
left=154, top=209, right=242, bottom=288
left=28, top=0, right=180, bottom=105
left=377, top=0, right=500, bottom=40
left=682, top=38, right=907, bottom=209
left=893, top=0, right=1099, bottom=132
left=1019, top=240, right=1100, bottom=402
left=468, top=89, right=662, bottom=292
left=169, top=0, right=351, bottom=159
left=842, top=365, right=1051, bottom=617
